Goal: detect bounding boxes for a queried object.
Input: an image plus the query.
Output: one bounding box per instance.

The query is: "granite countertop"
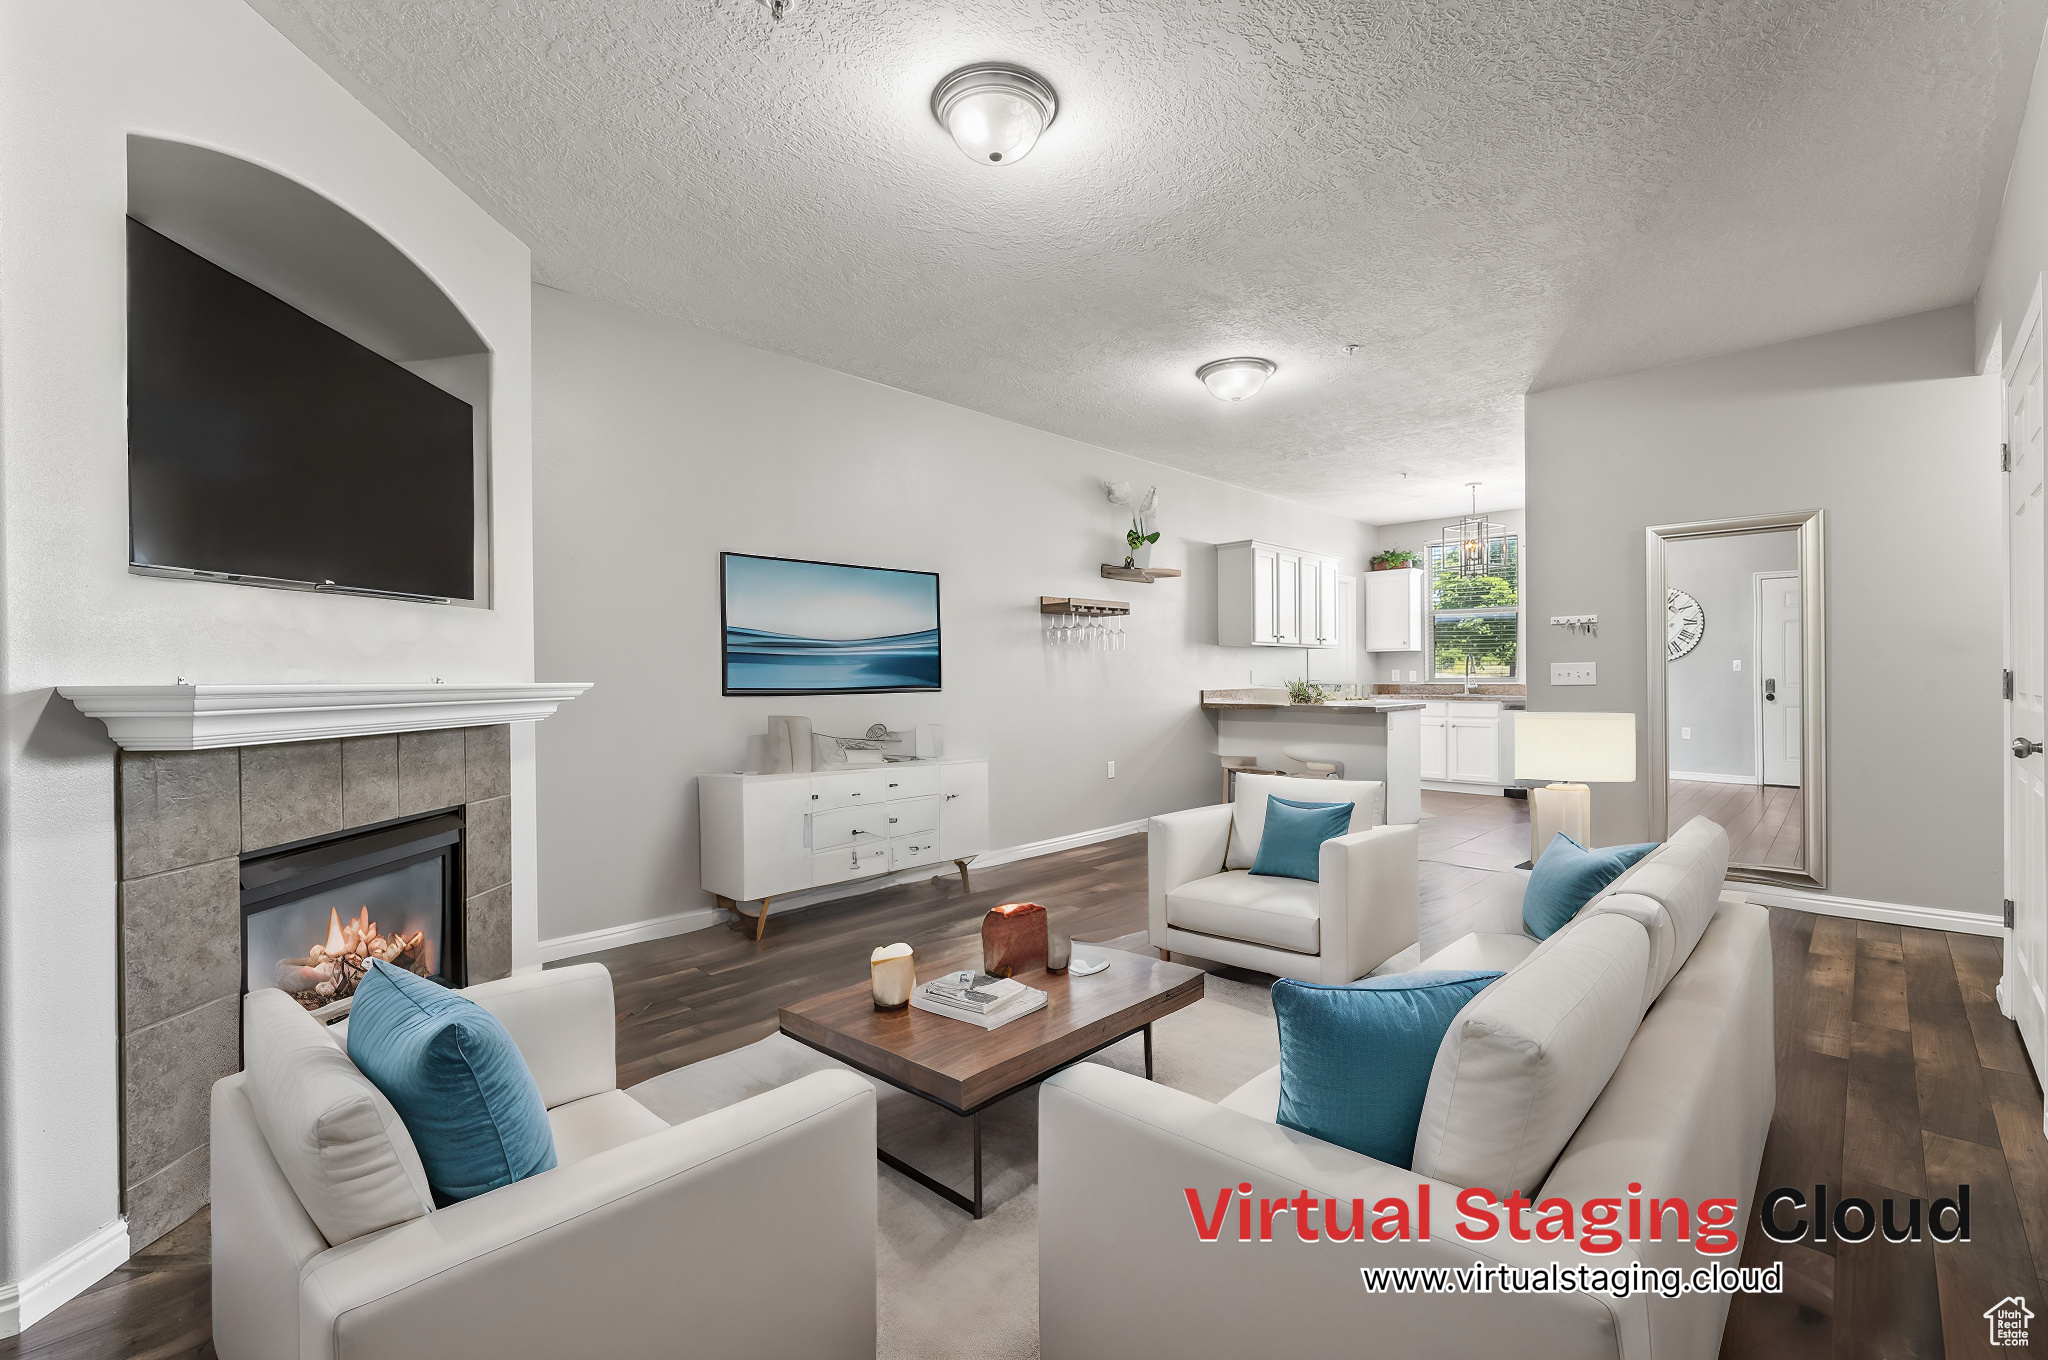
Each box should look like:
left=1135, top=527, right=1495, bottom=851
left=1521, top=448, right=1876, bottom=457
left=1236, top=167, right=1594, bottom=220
left=1201, top=688, right=1427, bottom=712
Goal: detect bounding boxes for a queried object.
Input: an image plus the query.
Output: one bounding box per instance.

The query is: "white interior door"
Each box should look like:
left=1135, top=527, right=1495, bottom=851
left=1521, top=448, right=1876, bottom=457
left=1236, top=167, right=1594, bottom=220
left=2005, top=299, right=2048, bottom=1098
left=1755, top=571, right=1802, bottom=787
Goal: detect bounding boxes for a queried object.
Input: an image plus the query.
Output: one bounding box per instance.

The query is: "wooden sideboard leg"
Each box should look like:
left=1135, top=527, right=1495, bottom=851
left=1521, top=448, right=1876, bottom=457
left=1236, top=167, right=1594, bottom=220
left=954, top=858, right=972, bottom=892
left=1157, top=947, right=1170, bottom=961
left=754, top=896, right=772, bottom=942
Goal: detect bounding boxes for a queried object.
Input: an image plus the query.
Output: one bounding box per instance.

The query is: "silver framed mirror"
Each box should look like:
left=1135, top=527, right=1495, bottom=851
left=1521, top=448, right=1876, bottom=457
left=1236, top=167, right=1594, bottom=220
left=1646, top=510, right=1826, bottom=889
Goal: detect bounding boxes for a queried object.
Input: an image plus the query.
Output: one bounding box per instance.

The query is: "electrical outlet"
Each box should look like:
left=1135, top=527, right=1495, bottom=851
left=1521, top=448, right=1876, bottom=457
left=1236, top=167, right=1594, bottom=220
left=1106, top=760, right=1116, bottom=779
left=1550, top=662, right=1597, bottom=686
left=1682, top=727, right=1692, bottom=739
left=1732, top=659, right=1742, bottom=672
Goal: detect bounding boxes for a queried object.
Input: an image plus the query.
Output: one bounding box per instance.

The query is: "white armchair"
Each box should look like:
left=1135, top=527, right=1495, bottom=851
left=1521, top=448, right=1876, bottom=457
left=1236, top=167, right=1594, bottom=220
left=211, top=964, right=877, bottom=1360
left=1148, top=774, right=1417, bottom=983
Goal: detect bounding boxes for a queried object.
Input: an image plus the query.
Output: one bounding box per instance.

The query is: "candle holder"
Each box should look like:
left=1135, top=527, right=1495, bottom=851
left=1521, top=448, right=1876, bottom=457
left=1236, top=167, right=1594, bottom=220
left=870, top=943, right=916, bottom=1010
left=981, top=902, right=1048, bottom=977
left=1046, top=932, right=1071, bottom=973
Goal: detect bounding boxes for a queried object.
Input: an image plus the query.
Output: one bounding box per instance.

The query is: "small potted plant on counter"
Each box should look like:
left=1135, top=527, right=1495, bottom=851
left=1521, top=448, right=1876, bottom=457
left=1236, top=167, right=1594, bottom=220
left=1370, top=548, right=1419, bottom=571
left=1286, top=677, right=1325, bottom=705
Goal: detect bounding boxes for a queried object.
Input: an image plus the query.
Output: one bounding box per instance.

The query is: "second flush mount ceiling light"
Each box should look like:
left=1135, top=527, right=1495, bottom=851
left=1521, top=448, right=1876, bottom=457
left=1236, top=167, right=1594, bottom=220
left=932, top=63, right=1058, bottom=164
left=1196, top=356, right=1277, bottom=402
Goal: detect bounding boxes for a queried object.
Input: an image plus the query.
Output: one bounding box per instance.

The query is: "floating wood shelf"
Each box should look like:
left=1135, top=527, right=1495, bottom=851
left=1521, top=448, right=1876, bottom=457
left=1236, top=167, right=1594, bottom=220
left=1040, top=596, right=1130, bottom=616
left=1101, top=564, right=1182, bottom=583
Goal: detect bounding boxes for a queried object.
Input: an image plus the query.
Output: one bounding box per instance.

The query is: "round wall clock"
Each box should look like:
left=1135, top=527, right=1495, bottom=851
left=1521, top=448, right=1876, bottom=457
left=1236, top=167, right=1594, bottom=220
left=1667, top=588, right=1705, bottom=660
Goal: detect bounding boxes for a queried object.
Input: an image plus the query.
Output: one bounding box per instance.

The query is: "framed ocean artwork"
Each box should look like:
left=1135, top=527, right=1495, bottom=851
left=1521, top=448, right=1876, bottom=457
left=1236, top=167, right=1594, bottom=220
left=720, top=552, right=942, bottom=695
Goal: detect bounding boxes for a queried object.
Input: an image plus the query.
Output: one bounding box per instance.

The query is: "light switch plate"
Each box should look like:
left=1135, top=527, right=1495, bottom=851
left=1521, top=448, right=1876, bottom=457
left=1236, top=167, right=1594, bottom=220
left=1551, top=662, right=1597, bottom=686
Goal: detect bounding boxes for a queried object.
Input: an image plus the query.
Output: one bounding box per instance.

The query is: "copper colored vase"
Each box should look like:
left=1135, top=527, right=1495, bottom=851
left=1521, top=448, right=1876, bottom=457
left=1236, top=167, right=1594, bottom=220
left=981, top=902, right=1049, bottom=977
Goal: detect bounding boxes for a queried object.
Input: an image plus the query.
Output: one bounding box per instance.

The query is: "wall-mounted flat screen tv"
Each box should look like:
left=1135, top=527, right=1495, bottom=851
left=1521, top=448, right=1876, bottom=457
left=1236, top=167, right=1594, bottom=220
left=126, top=218, right=476, bottom=601
left=721, top=553, right=941, bottom=695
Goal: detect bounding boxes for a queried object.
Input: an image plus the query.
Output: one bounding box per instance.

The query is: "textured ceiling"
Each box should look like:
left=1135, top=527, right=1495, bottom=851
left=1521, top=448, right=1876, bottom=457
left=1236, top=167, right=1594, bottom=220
left=254, top=0, right=2043, bottom=523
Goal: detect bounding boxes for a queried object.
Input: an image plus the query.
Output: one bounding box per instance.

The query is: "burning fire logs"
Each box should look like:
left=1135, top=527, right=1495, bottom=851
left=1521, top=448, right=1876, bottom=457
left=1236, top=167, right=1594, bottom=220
left=276, top=905, right=433, bottom=1011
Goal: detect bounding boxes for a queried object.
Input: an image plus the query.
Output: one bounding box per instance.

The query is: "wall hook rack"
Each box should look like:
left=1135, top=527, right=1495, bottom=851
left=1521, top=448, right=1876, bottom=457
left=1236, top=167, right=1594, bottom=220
left=1550, top=614, right=1598, bottom=637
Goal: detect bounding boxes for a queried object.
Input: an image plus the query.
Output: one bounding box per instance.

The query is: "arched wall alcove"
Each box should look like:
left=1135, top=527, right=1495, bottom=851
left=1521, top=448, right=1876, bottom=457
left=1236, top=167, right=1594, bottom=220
left=124, top=134, right=494, bottom=604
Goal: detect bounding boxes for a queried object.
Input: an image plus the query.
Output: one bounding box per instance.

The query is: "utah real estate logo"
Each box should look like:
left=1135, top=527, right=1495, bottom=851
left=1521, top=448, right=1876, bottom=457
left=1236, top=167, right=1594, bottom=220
left=1984, top=1296, right=2033, bottom=1347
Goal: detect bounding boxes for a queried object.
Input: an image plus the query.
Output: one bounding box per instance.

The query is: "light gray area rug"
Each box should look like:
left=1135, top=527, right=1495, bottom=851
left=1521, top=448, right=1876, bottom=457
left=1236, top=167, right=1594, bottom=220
left=627, top=962, right=1279, bottom=1360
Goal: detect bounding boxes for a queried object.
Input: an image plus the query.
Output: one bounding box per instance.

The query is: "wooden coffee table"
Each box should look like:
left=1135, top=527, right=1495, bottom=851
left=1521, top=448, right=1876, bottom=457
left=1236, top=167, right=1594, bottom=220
left=779, top=942, right=1204, bottom=1218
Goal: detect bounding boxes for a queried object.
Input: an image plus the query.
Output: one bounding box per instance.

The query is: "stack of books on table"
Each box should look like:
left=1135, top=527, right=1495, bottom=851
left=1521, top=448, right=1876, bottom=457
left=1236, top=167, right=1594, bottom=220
left=910, top=974, right=1048, bottom=1029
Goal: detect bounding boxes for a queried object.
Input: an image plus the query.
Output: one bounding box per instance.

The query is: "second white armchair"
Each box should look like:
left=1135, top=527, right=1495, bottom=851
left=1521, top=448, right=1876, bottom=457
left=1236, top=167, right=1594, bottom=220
left=1148, top=773, right=1417, bottom=983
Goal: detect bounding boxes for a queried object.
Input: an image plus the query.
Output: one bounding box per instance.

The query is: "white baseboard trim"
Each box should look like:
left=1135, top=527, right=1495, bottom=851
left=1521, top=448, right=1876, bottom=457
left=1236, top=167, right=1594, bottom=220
left=537, top=820, right=1152, bottom=964
left=536, top=907, right=726, bottom=963
left=0, top=1218, right=129, bottom=1338
left=1421, top=780, right=1508, bottom=797
left=1740, top=885, right=2005, bottom=937
left=1670, top=770, right=1760, bottom=786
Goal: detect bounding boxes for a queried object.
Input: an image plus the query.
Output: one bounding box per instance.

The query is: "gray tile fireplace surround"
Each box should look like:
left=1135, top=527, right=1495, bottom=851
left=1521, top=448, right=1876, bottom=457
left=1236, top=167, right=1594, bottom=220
left=117, top=725, right=514, bottom=1248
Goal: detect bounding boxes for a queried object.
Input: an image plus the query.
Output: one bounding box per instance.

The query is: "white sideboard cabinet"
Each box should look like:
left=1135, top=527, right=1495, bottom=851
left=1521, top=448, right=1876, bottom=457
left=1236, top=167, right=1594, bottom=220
left=1217, top=540, right=1342, bottom=648
left=700, top=758, right=991, bottom=938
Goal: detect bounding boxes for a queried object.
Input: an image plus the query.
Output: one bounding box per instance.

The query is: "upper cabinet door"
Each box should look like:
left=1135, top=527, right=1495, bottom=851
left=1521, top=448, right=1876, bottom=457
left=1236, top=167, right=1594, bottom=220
left=1311, top=558, right=1340, bottom=648
left=1252, top=545, right=1278, bottom=645
left=1364, top=567, right=1425, bottom=652
left=1274, top=551, right=1302, bottom=646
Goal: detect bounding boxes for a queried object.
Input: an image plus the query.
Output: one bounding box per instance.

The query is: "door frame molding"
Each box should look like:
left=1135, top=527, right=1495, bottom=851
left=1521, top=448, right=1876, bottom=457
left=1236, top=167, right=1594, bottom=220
left=1647, top=510, right=1827, bottom=890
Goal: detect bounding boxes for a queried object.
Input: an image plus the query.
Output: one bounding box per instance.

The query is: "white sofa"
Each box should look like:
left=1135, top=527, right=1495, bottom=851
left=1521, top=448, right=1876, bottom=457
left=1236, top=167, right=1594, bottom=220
left=1148, top=773, right=1418, bottom=983
left=211, top=963, right=878, bottom=1360
left=1045, top=817, right=1773, bottom=1360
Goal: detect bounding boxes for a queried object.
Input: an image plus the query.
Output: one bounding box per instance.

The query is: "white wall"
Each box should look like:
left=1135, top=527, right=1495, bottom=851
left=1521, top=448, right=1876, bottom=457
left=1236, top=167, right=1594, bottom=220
left=1366, top=510, right=1526, bottom=684
left=531, top=286, right=1374, bottom=944
left=0, top=1, right=533, bottom=1323
left=1665, top=531, right=1800, bottom=779
left=1525, top=305, right=2003, bottom=918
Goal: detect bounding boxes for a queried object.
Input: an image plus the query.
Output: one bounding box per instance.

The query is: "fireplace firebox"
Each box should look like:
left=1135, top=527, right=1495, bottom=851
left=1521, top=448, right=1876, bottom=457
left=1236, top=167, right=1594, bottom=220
left=240, top=810, right=465, bottom=1019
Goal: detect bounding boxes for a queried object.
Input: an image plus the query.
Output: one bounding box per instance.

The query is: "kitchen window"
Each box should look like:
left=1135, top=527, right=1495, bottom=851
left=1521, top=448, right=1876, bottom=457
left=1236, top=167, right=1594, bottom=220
left=1429, top=536, right=1519, bottom=679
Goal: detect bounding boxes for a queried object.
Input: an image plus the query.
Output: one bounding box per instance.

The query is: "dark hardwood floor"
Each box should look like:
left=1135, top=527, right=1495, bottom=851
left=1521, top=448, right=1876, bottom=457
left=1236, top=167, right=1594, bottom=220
left=6, top=790, right=2041, bottom=1359
left=1670, top=777, right=1805, bottom=869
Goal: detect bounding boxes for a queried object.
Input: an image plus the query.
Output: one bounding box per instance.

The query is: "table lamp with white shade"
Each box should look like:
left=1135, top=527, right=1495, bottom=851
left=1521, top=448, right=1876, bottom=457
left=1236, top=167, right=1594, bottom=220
left=1513, top=712, right=1638, bottom=865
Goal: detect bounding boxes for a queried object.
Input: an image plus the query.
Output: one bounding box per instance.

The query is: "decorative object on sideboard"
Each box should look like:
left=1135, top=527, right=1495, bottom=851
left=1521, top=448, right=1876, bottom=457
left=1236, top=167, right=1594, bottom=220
left=765, top=715, right=814, bottom=773
left=1046, top=932, right=1072, bottom=973
left=1369, top=549, right=1419, bottom=571
left=1439, top=482, right=1511, bottom=578
left=981, top=902, right=1049, bottom=977
left=721, top=552, right=940, bottom=696
left=871, top=943, right=917, bottom=1010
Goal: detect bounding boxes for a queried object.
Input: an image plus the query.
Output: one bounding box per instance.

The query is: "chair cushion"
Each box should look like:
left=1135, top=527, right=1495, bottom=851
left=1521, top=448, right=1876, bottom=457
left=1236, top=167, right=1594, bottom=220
left=1523, top=834, right=1656, bottom=939
left=545, top=1089, right=669, bottom=1167
left=626, top=1032, right=857, bottom=1126
left=1275, top=970, right=1504, bottom=1167
left=347, top=960, right=558, bottom=1206
left=1586, top=816, right=1729, bottom=1001
left=1166, top=871, right=1322, bottom=954
left=1249, top=797, right=1355, bottom=881
left=1218, top=1065, right=1282, bottom=1122
left=1410, top=912, right=1651, bottom=1196
left=1225, top=774, right=1382, bottom=869
left=1419, top=931, right=1541, bottom=974
left=241, top=987, right=432, bottom=1247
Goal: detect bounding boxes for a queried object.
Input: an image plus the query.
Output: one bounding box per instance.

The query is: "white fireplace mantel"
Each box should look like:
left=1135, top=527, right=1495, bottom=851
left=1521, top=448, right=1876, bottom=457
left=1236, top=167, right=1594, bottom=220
left=58, top=682, right=593, bottom=750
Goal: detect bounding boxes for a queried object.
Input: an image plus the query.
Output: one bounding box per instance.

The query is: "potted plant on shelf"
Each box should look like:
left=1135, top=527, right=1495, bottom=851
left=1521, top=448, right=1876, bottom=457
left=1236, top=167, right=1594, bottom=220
left=1371, top=549, right=1419, bottom=571
left=1124, top=520, right=1160, bottom=570
left=1106, top=481, right=1161, bottom=568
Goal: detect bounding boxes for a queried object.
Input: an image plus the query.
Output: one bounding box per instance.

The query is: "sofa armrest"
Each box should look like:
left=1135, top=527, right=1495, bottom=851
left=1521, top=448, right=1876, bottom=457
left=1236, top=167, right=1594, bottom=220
left=1147, top=804, right=1234, bottom=943
left=1039, top=1064, right=1647, bottom=1360
left=1316, top=823, right=1419, bottom=982
left=461, top=963, right=617, bottom=1108
left=298, top=1069, right=876, bottom=1360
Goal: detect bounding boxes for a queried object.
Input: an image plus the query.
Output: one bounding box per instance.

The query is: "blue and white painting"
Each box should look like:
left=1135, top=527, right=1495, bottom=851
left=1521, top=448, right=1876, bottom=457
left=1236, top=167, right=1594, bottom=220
left=722, top=553, right=941, bottom=694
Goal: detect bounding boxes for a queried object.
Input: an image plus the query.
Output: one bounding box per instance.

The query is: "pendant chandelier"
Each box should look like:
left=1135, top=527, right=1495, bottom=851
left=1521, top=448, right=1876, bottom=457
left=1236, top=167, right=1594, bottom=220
left=1439, top=482, right=1510, bottom=578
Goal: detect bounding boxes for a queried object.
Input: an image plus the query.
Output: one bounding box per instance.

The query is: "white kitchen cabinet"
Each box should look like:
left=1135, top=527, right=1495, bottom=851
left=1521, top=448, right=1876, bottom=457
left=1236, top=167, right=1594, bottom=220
left=1364, top=567, right=1426, bottom=652
left=700, top=758, right=989, bottom=936
left=1419, top=706, right=1448, bottom=781
left=1218, top=540, right=1340, bottom=648
left=1449, top=715, right=1501, bottom=783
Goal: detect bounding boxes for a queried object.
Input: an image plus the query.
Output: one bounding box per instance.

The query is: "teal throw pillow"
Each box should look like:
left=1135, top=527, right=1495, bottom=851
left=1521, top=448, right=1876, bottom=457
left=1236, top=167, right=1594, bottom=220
left=1249, top=796, right=1355, bottom=882
left=1522, top=834, right=1658, bottom=940
left=1274, top=970, right=1503, bottom=1166
left=346, top=960, right=557, bottom=1206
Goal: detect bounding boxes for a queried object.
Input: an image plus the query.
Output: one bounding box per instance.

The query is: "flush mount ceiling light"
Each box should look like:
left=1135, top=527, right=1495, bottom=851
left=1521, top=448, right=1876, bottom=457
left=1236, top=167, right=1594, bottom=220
left=931, top=63, right=1057, bottom=165
left=1196, top=356, right=1277, bottom=403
